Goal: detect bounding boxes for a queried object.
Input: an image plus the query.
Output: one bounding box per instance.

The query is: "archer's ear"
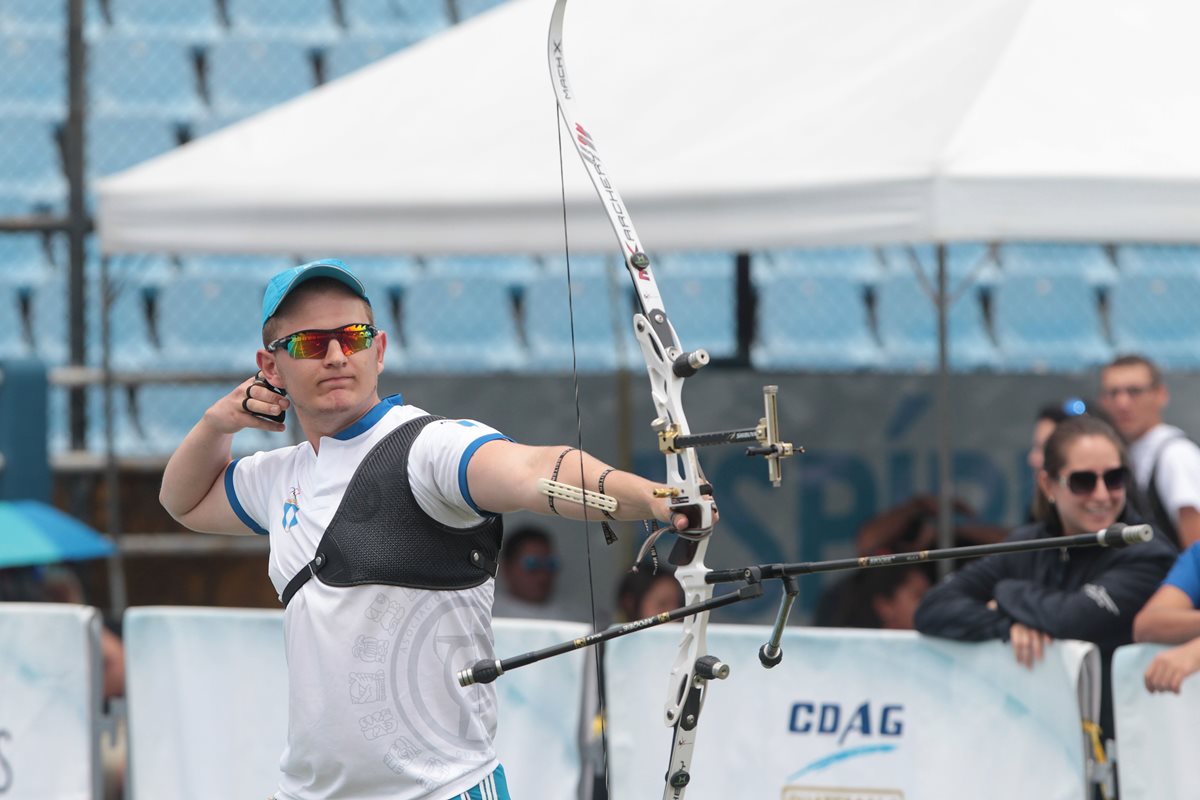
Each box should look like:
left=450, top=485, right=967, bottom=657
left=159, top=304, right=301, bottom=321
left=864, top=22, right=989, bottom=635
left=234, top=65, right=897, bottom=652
left=257, top=349, right=284, bottom=389
left=374, top=330, right=387, bottom=374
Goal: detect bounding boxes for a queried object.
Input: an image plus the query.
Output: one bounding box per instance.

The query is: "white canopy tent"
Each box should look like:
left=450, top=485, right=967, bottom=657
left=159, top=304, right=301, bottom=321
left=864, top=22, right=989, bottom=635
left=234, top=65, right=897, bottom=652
left=96, top=0, right=1200, bottom=255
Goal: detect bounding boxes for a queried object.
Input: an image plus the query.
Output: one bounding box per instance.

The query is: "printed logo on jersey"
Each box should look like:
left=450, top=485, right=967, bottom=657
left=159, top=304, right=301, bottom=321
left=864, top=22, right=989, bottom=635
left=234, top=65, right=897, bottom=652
left=281, top=486, right=301, bottom=529
left=350, top=588, right=495, bottom=789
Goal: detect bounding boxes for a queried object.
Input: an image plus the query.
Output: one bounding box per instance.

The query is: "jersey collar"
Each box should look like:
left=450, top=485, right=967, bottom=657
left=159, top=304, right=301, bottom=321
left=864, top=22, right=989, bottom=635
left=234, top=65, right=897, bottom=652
left=332, top=394, right=404, bottom=441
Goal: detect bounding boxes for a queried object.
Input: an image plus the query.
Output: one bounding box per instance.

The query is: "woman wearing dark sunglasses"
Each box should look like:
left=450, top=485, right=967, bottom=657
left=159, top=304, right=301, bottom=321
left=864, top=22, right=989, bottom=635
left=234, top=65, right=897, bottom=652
left=915, top=415, right=1177, bottom=745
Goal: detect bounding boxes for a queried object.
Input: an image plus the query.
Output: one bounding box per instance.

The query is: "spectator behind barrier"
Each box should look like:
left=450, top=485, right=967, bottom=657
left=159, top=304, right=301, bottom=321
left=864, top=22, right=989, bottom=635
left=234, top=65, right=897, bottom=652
left=814, top=565, right=931, bottom=630
left=1133, top=542, right=1200, bottom=694
left=491, top=524, right=569, bottom=621
left=614, top=565, right=685, bottom=623
left=915, top=415, right=1177, bottom=742
left=1025, top=397, right=1116, bottom=522
left=1099, top=354, right=1200, bottom=549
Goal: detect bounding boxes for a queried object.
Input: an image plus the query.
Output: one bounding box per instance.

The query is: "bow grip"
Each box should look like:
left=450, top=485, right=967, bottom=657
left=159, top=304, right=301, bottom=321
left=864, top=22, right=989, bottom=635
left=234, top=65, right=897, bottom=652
left=668, top=495, right=715, bottom=535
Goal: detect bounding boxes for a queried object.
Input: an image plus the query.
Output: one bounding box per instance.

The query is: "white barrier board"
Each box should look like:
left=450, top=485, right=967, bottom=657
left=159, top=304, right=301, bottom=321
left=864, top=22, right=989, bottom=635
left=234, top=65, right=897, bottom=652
left=124, top=607, right=289, bottom=800
left=1112, top=643, right=1198, bottom=800
left=123, top=608, right=589, bottom=799
left=0, top=603, right=101, bottom=800
left=605, top=625, right=1097, bottom=800
left=492, top=618, right=590, bottom=799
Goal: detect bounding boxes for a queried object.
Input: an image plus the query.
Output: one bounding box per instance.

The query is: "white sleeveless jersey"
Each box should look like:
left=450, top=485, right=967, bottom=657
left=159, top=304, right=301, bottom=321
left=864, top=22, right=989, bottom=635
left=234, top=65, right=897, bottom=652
left=226, top=396, right=509, bottom=800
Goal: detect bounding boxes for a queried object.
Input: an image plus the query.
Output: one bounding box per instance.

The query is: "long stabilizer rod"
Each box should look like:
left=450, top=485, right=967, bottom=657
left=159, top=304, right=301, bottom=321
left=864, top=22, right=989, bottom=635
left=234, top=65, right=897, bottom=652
left=704, top=524, right=1153, bottom=585
left=459, top=524, right=1153, bottom=686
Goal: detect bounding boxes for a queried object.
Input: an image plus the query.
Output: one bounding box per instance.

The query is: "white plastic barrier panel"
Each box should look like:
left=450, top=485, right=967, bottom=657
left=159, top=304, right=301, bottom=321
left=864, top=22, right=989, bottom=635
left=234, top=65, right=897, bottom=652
left=124, top=607, right=289, bottom=800
left=1112, top=643, right=1197, bottom=800
left=492, top=618, right=590, bottom=799
left=0, top=602, right=102, bottom=800
left=605, top=625, right=1099, bottom=800
left=123, top=608, right=590, bottom=800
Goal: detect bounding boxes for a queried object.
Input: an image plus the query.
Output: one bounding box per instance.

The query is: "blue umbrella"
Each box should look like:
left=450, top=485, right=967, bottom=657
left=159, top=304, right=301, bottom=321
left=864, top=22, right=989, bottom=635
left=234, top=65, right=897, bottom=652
left=0, top=500, right=114, bottom=569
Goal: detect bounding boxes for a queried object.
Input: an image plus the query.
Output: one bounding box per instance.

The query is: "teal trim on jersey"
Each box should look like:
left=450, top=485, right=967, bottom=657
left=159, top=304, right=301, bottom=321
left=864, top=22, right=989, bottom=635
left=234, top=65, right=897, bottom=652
left=458, top=764, right=510, bottom=800
left=224, top=459, right=268, bottom=534
left=459, top=433, right=509, bottom=515
left=333, top=394, right=404, bottom=441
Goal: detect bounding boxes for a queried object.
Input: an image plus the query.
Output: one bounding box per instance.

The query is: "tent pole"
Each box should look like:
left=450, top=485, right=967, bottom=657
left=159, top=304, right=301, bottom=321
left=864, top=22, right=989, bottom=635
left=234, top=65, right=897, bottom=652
left=935, top=243, right=953, bottom=578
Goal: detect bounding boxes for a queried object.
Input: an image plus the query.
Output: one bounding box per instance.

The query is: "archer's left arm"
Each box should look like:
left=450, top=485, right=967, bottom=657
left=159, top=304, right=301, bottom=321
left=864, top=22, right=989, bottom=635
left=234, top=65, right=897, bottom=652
left=465, top=439, right=686, bottom=529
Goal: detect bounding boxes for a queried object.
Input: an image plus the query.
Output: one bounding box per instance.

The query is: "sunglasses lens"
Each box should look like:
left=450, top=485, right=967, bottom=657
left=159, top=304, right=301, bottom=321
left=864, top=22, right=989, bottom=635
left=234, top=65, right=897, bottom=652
left=1065, top=467, right=1127, bottom=495
left=285, top=325, right=375, bottom=359
left=287, top=331, right=329, bottom=359
left=1104, top=467, right=1128, bottom=491
left=340, top=324, right=374, bottom=355
left=1066, top=472, right=1097, bottom=494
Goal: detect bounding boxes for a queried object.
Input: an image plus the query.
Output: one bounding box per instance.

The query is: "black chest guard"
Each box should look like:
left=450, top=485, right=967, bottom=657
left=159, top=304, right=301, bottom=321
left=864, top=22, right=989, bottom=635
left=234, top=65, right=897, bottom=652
left=281, top=414, right=503, bottom=607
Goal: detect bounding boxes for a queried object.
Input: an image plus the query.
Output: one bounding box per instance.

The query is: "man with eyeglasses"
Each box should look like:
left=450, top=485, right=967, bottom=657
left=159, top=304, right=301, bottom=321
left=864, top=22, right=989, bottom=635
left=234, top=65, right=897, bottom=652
left=158, top=260, right=705, bottom=800
left=491, top=525, right=568, bottom=621
left=1098, top=354, right=1200, bottom=550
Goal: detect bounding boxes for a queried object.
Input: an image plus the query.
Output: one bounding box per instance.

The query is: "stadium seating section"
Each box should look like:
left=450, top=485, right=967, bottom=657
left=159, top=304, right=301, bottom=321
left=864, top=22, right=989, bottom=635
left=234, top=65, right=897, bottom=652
left=2, top=2, right=1199, bottom=458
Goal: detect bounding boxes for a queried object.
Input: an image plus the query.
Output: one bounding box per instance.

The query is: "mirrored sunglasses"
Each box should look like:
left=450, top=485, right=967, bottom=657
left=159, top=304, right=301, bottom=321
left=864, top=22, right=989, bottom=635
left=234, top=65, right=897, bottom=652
left=267, top=323, right=379, bottom=360
left=521, top=555, right=560, bottom=573
left=1059, top=466, right=1128, bottom=496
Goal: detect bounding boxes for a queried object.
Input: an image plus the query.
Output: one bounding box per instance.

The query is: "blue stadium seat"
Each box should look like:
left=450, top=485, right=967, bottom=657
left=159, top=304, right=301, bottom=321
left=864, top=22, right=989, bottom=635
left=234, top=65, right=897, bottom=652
left=750, top=274, right=880, bottom=370
left=655, top=266, right=737, bottom=359
left=1110, top=274, right=1200, bottom=370
left=156, top=275, right=266, bottom=371
left=25, top=268, right=159, bottom=369
left=47, top=386, right=149, bottom=456
left=756, top=247, right=882, bottom=282
left=539, top=253, right=614, bottom=279
left=454, top=0, right=509, bottom=21
left=224, top=0, right=339, bottom=43
left=0, top=117, right=65, bottom=207
left=345, top=255, right=422, bottom=332
left=187, top=111, right=250, bottom=139
left=108, top=0, right=222, bottom=43
left=0, top=0, right=103, bottom=37
left=651, top=251, right=736, bottom=278
left=875, top=272, right=997, bottom=371
left=998, top=243, right=1117, bottom=285
left=342, top=0, right=452, bottom=38
left=177, top=253, right=293, bottom=279
left=879, top=243, right=999, bottom=285
left=522, top=273, right=629, bottom=373
left=422, top=255, right=542, bottom=287
left=207, top=38, right=316, bottom=118
left=0, top=35, right=65, bottom=119
left=0, top=283, right=30, bottom=359
left=1115, top=244, right=1200, bottom=276
left=88, top=36, right=204, bottom=121
left=89, top=270, right=164, bottom=370
left=103, top=252, right=178, bottom=285
left=401, top=275, right=525, bottom=372
left=87, top=115, right=179, bottom=180
left=992, top=275, right=1112, bottom=372
left=137, top=384, right=278, bottom=455
left=324, top=36, right=418, bottom=81
left=0, top=233, right=52, bottom=285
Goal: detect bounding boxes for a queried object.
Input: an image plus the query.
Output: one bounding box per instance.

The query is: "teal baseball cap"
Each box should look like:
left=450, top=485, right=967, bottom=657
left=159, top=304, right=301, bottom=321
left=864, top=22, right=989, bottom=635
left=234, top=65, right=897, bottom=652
left=261, top=259, right=370, bottom=328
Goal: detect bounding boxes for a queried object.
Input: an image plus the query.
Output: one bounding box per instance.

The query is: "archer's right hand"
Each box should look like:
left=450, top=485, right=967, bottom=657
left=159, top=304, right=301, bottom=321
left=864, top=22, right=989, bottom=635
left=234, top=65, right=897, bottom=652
left=203, top=374, right=289, bottom=435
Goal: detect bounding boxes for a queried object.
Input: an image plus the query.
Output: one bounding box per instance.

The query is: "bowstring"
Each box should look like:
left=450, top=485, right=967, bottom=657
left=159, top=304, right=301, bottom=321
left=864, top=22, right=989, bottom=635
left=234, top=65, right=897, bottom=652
left=556, top=103, right=612, bottom=798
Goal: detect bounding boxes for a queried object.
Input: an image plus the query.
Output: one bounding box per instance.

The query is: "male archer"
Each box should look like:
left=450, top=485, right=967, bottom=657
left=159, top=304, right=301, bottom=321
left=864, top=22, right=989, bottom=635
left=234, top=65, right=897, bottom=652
left=159, top=260, right=703, bottom=800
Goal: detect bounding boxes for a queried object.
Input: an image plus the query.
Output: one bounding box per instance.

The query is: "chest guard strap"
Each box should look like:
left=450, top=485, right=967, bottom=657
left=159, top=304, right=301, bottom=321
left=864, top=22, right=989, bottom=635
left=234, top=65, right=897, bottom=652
left=282, top=415, right=502, bottom=607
